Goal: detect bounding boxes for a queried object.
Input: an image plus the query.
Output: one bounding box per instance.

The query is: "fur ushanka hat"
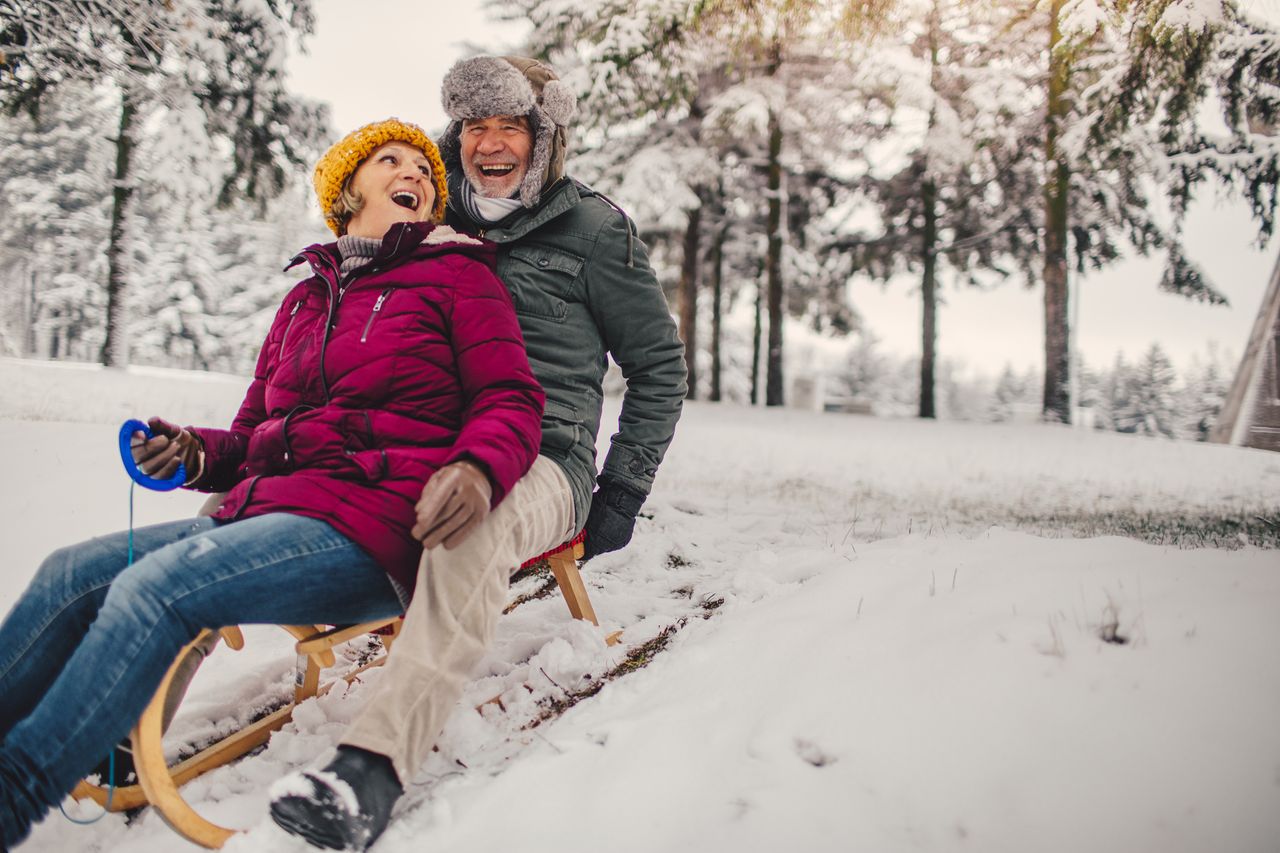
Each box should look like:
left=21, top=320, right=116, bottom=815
left=439, top=56, right=578, bottom=208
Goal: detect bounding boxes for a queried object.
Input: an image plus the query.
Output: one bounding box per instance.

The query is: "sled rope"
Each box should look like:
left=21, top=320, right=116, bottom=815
left=61, top=750, right=116, bottom=824
left=58, top=480, right=135, bottom=825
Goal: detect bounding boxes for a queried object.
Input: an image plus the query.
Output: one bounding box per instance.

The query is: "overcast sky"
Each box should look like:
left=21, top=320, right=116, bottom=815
left=286, top=0, right=1280, bottom=379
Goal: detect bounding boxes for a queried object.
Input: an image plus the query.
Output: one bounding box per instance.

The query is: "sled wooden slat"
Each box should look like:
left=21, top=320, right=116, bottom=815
left=294, top=617, right=401, bottom=657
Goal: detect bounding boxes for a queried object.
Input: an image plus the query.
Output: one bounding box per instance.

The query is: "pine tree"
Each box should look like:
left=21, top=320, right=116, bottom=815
left=3, top=0, right=328, bottom=367
left=0, top=81, right=112, bottom=359
left=1178, top=343, right=1233, bottom=440
left=1125, top=343, right=1179, bottom=436
left=1007, top=0, right=1280, bottom=423
left=835, top=0, right=1041, bottom=420
left=990, top=364, right=1026, bottom=422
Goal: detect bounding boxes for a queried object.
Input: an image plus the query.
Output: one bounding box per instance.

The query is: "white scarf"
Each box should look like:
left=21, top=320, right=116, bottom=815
left=460, top=179, right=524, bottom=223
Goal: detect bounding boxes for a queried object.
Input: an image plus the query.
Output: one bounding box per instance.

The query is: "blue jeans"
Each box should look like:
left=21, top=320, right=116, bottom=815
left=0, top=513, right=403, bottom=847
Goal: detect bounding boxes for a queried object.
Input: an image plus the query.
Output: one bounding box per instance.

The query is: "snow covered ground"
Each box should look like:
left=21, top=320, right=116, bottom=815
left=1, top=357, right=1278, bottom=853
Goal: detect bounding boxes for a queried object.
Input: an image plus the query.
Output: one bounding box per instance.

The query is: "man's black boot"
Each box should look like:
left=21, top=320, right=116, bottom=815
left=269, top=745, right=403, bottom=851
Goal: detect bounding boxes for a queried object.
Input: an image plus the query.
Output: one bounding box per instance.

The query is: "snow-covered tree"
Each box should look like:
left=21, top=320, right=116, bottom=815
left=3, top=0, right=328, bottom=367
left=989, top=363, right=1042, bottom=422
left=1177, top=343, right=1233, bottom=440
left=0, top=0, right=177, bottom=112
left=0, top=81, right=112, bottom=359
left=834, top=0, right=1042, bottom=419
left=1010, top=0, right=1280, bottom=423
left=1126, top=343, right=1180, bottom=436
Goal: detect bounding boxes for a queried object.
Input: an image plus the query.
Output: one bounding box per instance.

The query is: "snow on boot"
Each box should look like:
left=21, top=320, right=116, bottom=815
left=268, top=746, right=402, bottom=851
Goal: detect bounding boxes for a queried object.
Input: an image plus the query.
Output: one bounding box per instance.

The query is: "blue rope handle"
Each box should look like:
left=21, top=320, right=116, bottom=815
left=59, top=482, right=134, bottom=824
left=118, top=419, right=186, bottom=492
left=62, top=421, right=186, bottom=823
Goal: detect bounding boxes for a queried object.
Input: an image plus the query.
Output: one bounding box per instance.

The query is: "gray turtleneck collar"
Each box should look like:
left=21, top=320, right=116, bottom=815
left=336, top=234, right=382, bottom=277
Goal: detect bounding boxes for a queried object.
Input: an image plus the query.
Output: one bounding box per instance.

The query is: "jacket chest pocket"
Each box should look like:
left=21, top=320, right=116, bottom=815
left=270, top=292, right=326, bottom=394
left=501, top=245, right=584, bottom=322
left=278, top=293, right=323, bottom=357
left=359, top=288, right=396, bottom=343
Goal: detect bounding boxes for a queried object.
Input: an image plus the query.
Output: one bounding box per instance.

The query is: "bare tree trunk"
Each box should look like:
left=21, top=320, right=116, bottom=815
left=26, top=267, right=38, bottom=356
left=920, top=177, right=938, bottom=419
left=1043, top=0, right=1072, bottom=423
left=765, top=102, right=785, bottom=407
left=710, top=224, right=726, bottom=403
left=751, top=278, right=763, bottom=405
left=101, top=88, right=137, bottom=367
left=678, top=205, right=702, bottom=400
left=50, top=309, right=62, bottom=359
left=919, top=0, right=940, bottom=420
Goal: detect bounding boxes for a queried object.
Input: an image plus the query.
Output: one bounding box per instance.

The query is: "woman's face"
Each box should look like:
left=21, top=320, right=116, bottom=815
left=345, top=141, right=437, bottom=238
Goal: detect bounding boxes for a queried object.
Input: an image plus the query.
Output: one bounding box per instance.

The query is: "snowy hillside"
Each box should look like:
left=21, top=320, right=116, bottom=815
left=2, top=358, right=1278, bottom=853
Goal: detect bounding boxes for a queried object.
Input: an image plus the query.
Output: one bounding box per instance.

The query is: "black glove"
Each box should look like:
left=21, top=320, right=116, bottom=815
left=581, top=478, right=646, bottom=561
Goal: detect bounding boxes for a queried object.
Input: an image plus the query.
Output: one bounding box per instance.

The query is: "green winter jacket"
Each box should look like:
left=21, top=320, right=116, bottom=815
left=445, top=176, right=687, bottom=531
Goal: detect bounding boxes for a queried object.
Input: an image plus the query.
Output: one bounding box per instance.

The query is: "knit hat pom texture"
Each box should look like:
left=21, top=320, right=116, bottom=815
left=314, top=118, right=448, bottom=234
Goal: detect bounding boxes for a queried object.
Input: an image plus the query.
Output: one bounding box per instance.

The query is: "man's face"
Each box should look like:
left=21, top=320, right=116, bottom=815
left=460, top=115, right=533, bottom=199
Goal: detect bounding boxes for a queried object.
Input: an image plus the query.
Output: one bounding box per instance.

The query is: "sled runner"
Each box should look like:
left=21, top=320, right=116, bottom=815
left=71, top=535, right=617, bottom=849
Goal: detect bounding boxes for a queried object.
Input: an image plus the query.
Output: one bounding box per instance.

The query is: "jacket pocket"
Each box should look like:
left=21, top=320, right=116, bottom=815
left=503, top=245, right=585, bottom=321
left=279, top=299, right=303, bottom=353
left=359, top=288, right=396, bottom=343
left=540, top=398, right=581, bottom=453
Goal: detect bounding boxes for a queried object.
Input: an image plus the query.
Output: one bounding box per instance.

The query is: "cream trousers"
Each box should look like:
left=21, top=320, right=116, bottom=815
left=340, top=456, right=575, bottom=781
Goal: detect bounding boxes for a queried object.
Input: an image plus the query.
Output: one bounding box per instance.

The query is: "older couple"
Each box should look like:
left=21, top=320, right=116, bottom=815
left=0, top=56, right=685, bottom=851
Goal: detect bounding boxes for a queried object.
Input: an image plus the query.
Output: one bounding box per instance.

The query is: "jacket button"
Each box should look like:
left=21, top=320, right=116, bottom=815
left=537, top=257, right=550, bottom=267
left=628, top=458, right=645, bottom=474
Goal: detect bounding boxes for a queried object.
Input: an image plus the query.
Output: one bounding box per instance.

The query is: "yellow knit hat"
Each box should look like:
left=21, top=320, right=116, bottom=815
left=313, top=118, right=448, bottom=234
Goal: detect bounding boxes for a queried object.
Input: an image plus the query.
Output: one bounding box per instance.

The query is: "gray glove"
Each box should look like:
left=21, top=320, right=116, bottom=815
left=581, top=477, right=646, bottom=561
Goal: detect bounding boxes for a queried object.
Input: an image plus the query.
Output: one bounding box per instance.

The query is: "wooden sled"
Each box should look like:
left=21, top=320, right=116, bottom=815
left=71, top=537, right=616, bottom=848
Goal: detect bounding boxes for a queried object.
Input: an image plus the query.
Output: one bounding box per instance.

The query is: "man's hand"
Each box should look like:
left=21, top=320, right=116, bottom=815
left=412, top=460, right=493, bottom=550
left=131, top=416, right=203, bottom=484
left=582, top=478, right=646, bottom=561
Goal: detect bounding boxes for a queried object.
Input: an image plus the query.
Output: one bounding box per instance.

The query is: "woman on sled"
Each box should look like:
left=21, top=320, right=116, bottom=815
left=0, top=118, right=543, bottom=849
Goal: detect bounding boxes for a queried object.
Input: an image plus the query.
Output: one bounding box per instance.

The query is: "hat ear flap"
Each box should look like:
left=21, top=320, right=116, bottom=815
left=539, top=79, right=577, bottom=127
left=521, top=110, right=556, bottom=207
left=439, top=121, right=462, bottom=171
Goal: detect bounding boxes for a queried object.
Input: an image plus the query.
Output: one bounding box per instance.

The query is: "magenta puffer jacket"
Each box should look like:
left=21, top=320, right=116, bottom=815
left=189, top=222, right=545, bottom=594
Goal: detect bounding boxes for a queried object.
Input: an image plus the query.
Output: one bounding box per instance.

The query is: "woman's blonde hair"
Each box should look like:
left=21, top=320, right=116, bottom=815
left=328, top=180, right=368, bottom=237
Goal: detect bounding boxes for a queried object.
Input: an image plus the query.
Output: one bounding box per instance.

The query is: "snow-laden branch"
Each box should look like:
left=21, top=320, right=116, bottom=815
left=0, top=0, right=183, bottom=83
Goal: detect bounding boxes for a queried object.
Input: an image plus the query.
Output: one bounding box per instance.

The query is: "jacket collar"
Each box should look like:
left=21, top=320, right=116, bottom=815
left=286, top=220, right=442, bottom=277
left=446, top=175, right=580, bottom=243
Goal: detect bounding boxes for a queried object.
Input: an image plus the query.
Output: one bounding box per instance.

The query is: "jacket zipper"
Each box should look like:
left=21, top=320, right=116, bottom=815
left=279, top=300, right=303, bottom=351
left=311, top=226, right=411, bottom=402
left=360, top=288, right=395, bottom=343
left=279, top=404, right=315, bottom=469
left=316, top=252, right=342, bottom=403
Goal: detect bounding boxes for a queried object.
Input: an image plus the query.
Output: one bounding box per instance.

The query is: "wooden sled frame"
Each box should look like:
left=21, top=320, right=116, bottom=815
left=71, top=538, right=615, bottom=848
